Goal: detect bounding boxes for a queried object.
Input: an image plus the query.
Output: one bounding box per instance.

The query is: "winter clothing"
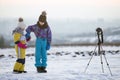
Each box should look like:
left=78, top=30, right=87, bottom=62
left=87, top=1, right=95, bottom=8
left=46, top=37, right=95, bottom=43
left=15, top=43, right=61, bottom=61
left=25, top=11, right=52, bottom=72
left=17, top=17, right=26, bottom=29
left=17, top=42, right=27, bottom=49
left=26, top=24, right=52, bottom=44
left=25, top=33, right=31, bottom=42
left=37, top=67, right=47, bottom=73
left=13, top=70, right=27, bottom=73
left=39, top=11, right=46, bottom=22
left=12, top=27, right=24, bottom=35
left=35, top=38, right=47, bottom=67
left=18, top=17, right=23, bottom=22
left=12, top=18, right=26, bottom=35
left=46, top=42, right=50, bottom=50
left=17, top=22, right=26, bottom=29
left=13, top=28, right=26, bottom=59
left=12, top=19, right=27, bottom=73
left=26, top=25, right=52, bottom=66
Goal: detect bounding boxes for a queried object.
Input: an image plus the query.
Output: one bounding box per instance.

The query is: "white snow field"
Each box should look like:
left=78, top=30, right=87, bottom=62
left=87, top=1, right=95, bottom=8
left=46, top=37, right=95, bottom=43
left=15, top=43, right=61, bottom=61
left=0, top=46, right=120, bottom=80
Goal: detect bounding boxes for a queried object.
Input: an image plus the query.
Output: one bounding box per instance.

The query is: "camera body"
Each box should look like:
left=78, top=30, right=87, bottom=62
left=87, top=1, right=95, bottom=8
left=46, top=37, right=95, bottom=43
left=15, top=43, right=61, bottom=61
left=96, top=27, right=104, bottom=44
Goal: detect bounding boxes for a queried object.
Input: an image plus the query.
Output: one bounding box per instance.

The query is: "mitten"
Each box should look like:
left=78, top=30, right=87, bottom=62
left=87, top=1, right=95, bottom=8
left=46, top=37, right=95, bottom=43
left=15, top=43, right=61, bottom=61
left=46, top=43, right=50, bottom=50
left=26, top=36, right=31, bottom=42
left=17, top=42, right=27, bottom=49
left=25, top=33, right=31, bottom=42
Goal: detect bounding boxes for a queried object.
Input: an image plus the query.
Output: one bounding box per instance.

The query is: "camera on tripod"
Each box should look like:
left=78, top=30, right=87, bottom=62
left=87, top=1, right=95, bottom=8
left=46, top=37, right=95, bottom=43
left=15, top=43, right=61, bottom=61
left=96, top=27, right=103, bottom=45
left=84, top=27, right=113, bottom=76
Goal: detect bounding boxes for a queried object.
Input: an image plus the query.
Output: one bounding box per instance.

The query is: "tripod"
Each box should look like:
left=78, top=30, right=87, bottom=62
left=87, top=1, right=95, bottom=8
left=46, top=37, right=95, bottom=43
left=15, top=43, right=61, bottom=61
left=84, top=28, right=113, bottom=76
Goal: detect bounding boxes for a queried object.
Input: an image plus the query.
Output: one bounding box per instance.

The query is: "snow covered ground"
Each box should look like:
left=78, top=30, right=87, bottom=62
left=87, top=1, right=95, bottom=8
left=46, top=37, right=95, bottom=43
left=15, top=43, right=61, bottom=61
left=0, top=46, right=120, bottom=80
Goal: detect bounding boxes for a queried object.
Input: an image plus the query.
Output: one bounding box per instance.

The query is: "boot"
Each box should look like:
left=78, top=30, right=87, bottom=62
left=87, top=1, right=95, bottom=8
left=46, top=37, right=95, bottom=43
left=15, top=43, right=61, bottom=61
left=41, top=67, right=47, bottom=73
left=37, top=67, right=42, bottom=72
left=37, top=67, right=47, bottom=73
left=13, top=70, right=22, bottom=74
left=18, top=71, right=27, bottom=73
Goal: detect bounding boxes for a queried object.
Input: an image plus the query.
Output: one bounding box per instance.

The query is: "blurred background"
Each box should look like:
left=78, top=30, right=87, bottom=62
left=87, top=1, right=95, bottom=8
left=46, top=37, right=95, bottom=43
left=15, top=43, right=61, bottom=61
left=0, top=0, right=120, bottom=48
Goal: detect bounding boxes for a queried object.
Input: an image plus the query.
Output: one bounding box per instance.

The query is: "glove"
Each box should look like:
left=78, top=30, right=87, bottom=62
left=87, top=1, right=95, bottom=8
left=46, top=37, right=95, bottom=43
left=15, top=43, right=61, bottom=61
left=26, top=36, right=31, bottom=42
left=46, top=43, right=50, bottom=50
left=17, top=42, right=27, bottom=49
left=25, top=33, right=31, bottom=42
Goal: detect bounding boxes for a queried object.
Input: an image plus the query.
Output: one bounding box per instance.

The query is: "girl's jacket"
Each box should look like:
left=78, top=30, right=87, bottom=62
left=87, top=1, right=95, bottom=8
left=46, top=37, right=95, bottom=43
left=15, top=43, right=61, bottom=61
left=26, top=24, right=52, bottom=44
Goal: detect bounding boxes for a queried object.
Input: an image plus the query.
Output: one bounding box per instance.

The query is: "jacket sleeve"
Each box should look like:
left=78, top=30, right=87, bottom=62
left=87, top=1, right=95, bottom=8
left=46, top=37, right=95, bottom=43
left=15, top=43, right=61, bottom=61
left=26, top=25, right=35, bottom=34
left=47, top=26, right=52, bottom=44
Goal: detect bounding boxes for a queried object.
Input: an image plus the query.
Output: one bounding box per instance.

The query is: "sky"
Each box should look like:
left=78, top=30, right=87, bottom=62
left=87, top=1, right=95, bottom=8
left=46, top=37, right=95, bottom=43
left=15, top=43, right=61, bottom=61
left=0, top=0, right=120, bottom=36
left=0, top=0, right=120, bottom=20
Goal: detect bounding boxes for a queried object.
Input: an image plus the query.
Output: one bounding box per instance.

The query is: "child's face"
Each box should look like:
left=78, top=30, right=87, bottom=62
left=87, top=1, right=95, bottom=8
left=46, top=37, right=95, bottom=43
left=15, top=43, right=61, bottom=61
left=39, top=21, right=45, bottom=26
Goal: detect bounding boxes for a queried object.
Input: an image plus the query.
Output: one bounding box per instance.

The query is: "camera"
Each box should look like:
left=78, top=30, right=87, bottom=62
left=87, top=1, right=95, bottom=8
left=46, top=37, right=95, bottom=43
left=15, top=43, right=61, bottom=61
left=96, top=27, right=103, bottom=44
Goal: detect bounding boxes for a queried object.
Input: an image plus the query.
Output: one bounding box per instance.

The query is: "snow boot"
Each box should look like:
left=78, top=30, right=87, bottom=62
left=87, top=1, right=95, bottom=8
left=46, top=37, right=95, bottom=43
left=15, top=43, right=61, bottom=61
left=37, top=67, right=47, bottom=73
left=36, top=67, right=41, bottom=72
left=13, top=70, right=22, bottom=74
left=13, top=70, right=27, bottom=74
left=18, top=71, right=27, bottom=73
left=41, top=67, right=47, bottom=73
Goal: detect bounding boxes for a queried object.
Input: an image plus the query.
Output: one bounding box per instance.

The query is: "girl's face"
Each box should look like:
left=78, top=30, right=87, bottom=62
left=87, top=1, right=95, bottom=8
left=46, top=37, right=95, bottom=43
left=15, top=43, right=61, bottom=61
left=39, top=21, right=45, bottom=26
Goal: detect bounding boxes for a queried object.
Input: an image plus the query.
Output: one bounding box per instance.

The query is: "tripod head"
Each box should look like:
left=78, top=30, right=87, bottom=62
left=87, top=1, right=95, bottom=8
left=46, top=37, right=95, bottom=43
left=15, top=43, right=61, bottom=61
left=96, top=27, right=104, bottom=44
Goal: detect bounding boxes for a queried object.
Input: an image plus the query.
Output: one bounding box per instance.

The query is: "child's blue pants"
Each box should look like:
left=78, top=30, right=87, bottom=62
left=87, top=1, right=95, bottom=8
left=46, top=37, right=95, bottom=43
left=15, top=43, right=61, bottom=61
left=35, top=38, right=47, bottom=67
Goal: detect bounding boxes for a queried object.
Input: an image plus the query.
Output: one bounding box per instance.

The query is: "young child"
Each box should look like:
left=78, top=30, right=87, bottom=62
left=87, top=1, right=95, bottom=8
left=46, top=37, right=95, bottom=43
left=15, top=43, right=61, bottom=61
left=25, top=11, right=52, bottom=73
left=12, top=17, right=27, bottom=73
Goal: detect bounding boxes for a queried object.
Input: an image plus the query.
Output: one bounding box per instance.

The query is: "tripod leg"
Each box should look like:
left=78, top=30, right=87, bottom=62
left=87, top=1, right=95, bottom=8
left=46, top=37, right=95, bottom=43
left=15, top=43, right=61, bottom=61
left=84, top=45, right=97, bottom=73
left=100, top=45, right=113, bottom=76
left=98, top=44, right=104, bottom=73
left=103, top=54, right=113, bottom=76
left=100, top=54, right=104, bottom=73
left=84, top=53, right=94, bottom=73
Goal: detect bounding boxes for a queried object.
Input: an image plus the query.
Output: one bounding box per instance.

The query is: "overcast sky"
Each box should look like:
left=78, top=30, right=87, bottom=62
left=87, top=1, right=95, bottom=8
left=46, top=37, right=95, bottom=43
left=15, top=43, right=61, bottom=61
left=0, top=0, right=120, bottom=20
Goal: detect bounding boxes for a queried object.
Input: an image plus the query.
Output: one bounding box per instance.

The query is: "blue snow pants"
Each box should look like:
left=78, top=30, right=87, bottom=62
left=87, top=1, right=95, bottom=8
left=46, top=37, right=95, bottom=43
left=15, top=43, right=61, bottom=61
left=35, top=38, right=47, bottom=67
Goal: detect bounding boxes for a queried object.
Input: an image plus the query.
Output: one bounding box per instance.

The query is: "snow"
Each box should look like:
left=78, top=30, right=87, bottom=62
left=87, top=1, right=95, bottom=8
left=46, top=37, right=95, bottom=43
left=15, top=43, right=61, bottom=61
left=0, top=46, right=120, bottom=80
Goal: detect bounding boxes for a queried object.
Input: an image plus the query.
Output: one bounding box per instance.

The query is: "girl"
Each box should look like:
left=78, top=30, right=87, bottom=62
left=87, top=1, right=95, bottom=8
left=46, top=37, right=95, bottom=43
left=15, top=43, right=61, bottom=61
left=25, top=11, right=52, bottom=73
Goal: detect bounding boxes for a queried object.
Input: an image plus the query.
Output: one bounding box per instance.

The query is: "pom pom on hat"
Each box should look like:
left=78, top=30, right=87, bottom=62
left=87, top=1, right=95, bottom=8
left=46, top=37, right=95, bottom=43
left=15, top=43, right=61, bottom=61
left=18, top=17, right=23, bottom=22
left=41, top=11, right=47, bottom=16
